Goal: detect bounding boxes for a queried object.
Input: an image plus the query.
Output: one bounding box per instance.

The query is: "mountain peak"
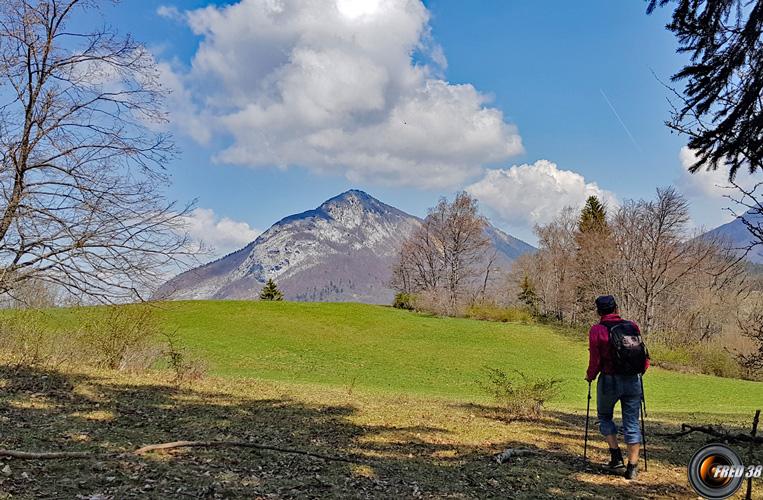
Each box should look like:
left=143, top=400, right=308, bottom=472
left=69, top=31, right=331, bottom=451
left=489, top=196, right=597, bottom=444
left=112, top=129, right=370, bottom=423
left=320, top=189, right=375, bottom=208
left=318, top=189, right=407, bottom=220
left=156, top=189, right=535, bottom=303
left=273, top=189, right=391, bottom=227
left=337, top=188, right=371, bottom=198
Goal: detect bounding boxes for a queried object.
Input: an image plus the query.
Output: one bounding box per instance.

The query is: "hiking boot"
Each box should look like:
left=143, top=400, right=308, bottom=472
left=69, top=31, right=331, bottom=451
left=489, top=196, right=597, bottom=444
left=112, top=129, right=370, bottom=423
left=625, top=462, right=639, bottom=480
left=605, top=447, right=625, bottom=469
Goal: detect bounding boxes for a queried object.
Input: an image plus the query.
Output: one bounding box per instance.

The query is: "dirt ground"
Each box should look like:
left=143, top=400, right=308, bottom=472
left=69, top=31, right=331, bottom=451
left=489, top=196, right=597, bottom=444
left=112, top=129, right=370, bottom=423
left=0, top=365, right=760, bottom=499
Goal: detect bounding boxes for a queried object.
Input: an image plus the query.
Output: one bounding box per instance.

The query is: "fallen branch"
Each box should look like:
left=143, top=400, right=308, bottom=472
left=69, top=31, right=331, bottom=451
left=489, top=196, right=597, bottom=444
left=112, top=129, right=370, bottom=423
left=657, top=424, right=763, bottom=444
left=0, top=440, right=362, bottom=464
left=133, top=440, right=360, bottom=464
left=0, top=450, right=91, bottom=460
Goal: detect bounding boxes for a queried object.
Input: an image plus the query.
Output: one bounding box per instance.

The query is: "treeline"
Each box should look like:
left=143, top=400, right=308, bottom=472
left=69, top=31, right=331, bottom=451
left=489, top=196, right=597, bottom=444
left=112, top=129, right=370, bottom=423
left=513, top=187, right=762, bottom=379
left=392, top=188, right=763, bottom=380
left=514, top=188, right=745, bottom=335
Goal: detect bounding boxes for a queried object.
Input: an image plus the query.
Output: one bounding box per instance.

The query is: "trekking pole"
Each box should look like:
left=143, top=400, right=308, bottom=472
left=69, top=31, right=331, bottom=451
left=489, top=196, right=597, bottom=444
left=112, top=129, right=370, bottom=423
left=584, top=381, right=592, bottom=462
left=640, top=375, right=648, bottom=418
left=640, top=375, right=648, bottom=472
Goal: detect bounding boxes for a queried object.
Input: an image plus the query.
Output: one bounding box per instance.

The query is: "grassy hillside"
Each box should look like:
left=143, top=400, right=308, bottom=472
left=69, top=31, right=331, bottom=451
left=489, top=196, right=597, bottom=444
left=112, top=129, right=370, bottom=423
left=43, top=300, right=763, bottom=414
left=4, top=300, right=763, bottom=498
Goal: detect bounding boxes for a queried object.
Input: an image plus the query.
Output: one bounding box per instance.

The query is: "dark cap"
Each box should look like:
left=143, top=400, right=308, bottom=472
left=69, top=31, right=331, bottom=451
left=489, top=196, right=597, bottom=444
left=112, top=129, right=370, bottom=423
left=595, top=295, right=617, bottom=314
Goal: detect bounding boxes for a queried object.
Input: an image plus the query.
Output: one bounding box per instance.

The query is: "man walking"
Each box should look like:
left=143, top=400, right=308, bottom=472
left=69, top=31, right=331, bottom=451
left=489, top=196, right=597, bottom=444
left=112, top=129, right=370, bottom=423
left=585, top=295, right=649, bottom=480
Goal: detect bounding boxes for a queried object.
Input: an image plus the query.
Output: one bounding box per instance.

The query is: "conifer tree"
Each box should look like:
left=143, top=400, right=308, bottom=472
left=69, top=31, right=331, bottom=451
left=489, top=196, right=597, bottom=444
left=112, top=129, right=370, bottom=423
left=578, top=196, right=609, bottom=234
left=574, top=196, right=611, bottom=320
left=259, top=279, right=284, bottom=301
left=648, top=0, right=763, bottom=179
left=517, top=275, right=538, bottom=312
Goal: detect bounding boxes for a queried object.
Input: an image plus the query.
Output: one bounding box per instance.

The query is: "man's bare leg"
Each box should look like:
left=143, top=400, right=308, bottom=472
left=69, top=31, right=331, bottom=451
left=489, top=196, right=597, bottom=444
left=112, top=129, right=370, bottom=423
left=627, top=443, right=640, bottom=464
left=605, top=434, right=618, bottom=449
left=604, top=434, right=625, bottom=469
left=625, top=443, right=641, bottom=479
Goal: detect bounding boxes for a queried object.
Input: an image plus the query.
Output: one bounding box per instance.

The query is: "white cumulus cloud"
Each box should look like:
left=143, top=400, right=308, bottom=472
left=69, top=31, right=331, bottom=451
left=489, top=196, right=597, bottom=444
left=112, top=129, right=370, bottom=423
left=161, top=0, right=522, bottom=188
left=466, top=160, right=617, bottom=228
left=676, top=147, right=736, bottom=198
left=183, top=208, right=261, bottom=258
left=675, top=146, right=762, bottom=227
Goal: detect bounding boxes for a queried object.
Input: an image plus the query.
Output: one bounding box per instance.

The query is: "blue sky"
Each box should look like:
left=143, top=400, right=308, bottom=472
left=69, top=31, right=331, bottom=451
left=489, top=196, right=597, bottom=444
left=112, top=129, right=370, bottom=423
left=90, top=0, right=736, bottom=254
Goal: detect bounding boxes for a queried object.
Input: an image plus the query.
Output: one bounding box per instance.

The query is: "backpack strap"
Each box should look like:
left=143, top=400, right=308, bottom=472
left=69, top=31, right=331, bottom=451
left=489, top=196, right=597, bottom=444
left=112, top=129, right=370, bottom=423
left=600, top=319, right=628, bottom=338
left=600, top=319, right=627, bottom=329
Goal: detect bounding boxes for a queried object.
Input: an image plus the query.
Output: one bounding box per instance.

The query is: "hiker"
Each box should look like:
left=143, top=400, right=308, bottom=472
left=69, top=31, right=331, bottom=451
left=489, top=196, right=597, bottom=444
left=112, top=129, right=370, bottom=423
left=585, top=295, right=649, bottom=480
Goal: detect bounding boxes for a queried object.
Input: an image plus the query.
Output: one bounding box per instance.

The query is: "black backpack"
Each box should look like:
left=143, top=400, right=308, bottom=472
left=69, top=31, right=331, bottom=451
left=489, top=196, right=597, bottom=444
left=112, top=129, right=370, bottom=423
left=602, top=320, right=649, bottom=376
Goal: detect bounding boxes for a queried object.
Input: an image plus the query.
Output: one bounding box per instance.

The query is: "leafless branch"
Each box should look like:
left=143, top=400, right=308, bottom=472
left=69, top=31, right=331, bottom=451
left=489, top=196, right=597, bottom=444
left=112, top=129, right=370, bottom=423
left=0, top=0, right=196, bottom=303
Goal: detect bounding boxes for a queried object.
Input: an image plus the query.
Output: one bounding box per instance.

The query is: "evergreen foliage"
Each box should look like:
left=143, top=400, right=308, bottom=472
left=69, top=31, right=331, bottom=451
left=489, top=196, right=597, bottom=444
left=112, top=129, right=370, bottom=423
left=517, top=275, right=539, bottom=312
left=392, top=292, right=415, bottom=310
left=578, top=196, right=609, bottom=234
left=648, top=0, right=763, bottom=179
left=259, top=279, right=284, bottom=301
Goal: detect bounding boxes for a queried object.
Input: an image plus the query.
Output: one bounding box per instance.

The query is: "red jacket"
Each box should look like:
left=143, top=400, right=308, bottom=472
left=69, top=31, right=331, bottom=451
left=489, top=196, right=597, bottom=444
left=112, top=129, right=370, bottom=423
left=586, top=313, right=650, bottom=381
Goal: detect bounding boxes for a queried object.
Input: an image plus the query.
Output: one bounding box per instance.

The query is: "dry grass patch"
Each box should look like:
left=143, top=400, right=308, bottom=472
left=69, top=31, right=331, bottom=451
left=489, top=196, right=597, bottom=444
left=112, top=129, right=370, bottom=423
left=1, top=364, right=759, bottom=498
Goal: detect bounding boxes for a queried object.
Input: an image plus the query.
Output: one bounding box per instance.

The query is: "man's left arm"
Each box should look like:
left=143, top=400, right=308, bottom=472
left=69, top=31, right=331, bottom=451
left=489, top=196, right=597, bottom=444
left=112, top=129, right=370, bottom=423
left=585, top=326, right=600, bottom=382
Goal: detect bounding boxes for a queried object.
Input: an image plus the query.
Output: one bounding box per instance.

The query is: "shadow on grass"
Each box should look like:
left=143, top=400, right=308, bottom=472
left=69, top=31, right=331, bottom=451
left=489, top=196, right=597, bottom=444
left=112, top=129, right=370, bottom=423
left=1, top=365, right=751, bottom=499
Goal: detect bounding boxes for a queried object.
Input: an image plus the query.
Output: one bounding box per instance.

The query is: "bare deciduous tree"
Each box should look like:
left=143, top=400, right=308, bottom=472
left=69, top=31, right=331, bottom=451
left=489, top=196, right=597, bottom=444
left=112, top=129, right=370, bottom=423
left=391, top=216, right=444, bottom=295
left=517, top=187, right=747, bottom=341
left=0, top=0, right=194, bottom=303
left=735, top=301, right=763, bottom=377
left=437, top=193, right=490, bottom=309
left=532, top=207, right=578, bottom=322
left=391, top=192, right=490, bottom=314
left=612, top=187, right=740, bottom=335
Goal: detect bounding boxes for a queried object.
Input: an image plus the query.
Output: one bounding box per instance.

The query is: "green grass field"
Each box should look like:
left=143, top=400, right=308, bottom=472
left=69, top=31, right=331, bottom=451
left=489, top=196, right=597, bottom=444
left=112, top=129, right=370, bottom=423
left=44, top=300, right=762, bottom=414
left=4, top=300, right=763, bottom=498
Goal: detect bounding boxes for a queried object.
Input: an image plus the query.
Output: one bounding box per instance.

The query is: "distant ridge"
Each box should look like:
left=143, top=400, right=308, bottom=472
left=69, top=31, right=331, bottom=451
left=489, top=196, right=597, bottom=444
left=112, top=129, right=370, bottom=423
left=156, top=190, right=535, bottom=303
left=699, top=210, right=763, bottom=263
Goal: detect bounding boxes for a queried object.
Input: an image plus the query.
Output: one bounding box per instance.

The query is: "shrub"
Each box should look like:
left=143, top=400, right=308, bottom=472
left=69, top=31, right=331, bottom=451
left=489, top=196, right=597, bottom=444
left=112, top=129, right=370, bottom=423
left=478, top=367, right=561, bottom=419
left=648, top=343, right=692, bottom=370
left=0, top=305, right=208, bottom=380
left=0, top=306, right=162, bottom=373
left=392, top=292, right=415, bottom=310
left=0, top=311, right=75, bottom=369
left=411, top=290, right=456, bottom=316
left=162, top=329, right=207, bottom=385
left=466, top=304, right=534, bottom=324
left=650, top=341, right=742, bottom=379
left=80, top=305, right=163, bottom=371
left=692, top=346, right=742, bottom=379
